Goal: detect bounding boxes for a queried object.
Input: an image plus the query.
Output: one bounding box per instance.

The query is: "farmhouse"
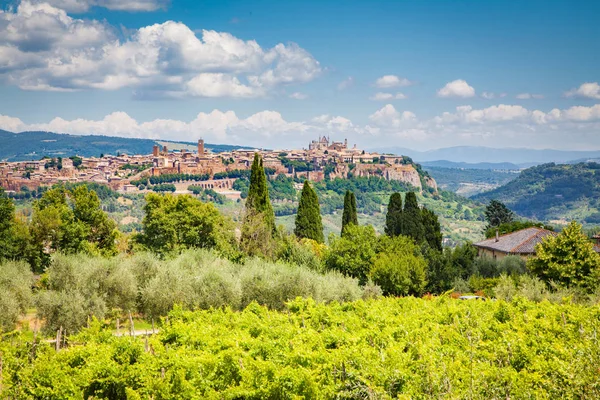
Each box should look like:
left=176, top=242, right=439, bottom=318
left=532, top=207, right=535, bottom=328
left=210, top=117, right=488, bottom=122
left=473, top=227, right=557, bottom=260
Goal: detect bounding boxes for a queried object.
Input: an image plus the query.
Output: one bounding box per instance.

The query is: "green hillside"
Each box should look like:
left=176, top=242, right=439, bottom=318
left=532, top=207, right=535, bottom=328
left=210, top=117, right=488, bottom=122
left=0, top=130, right=252, bottom=161
left=424, top=166, right=519, bottom=197
left=474, top=162, right=600, bottom=223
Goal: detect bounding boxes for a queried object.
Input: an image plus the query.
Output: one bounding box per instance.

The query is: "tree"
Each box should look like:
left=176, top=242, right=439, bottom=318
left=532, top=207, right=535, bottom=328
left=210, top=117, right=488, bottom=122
left=29, top=186, right=118, bottom=271
left=294, top=181, right=324, bottom=243
left=137, top=193, right=237, bottom=258
left=485, top=200, right=514, bottom=229
left=241, top=154, right=277, bottom=257
left=401, top=192, right=424, bottom=242
left=384, top=192, right=403, bottom=237
left=421, top=207, right=442, bottom=251
left=528, top=221, right=600, bottom=291
left=0, top=188, right=16, bottom=259
left=325, top=225, right=377, bottom=285
left=371, top=235, right=427, bottom=296
left=341, top=190, right=358, bottom=236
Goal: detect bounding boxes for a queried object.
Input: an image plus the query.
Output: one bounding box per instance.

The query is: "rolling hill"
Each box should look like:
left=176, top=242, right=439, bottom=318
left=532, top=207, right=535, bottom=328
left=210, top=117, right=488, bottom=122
left=473, top=162, right=600, bottom=223
left=0, top=130, right=253, bottom=161
left=373, top=146, right=600, bottom=165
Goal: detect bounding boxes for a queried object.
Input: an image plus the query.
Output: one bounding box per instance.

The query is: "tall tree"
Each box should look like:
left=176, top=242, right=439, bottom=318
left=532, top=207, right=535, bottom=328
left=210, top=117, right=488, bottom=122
left=0, top=188, right=16, bottom=260
left=421, top=207, right=443, bottom=251
left=341, top=190, right=358, bottom=236
left=485, top=200, right=514, bottom=229
left=384, top=192, right=403, bottom=237
left=294, top=181, right=324, bottom=243
left=528, top=221, right=600, bottom=291
left=241, top=153, right=277, bottom=257
left=401, top=192, right=424, bottom=242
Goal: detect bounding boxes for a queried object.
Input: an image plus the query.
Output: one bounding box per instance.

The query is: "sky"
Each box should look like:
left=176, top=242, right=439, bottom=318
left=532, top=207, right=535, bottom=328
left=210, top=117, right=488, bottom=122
left=0, top=0, right=599, bottom=150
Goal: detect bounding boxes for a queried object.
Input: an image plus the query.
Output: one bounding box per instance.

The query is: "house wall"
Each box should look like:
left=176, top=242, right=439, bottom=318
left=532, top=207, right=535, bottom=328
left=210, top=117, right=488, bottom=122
left=476, top=248, right=532, bottom=261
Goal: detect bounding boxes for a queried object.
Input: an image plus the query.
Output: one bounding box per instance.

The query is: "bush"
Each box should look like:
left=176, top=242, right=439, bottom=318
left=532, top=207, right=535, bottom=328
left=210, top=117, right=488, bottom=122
left=0, top=260, right=32, bottom=331
left=498, top=255, right=527, bottom=276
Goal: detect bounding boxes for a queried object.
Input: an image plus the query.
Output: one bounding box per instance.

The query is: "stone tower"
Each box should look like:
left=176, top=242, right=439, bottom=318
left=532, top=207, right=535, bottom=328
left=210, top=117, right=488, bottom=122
left=153, top=145, right=159, bottom=157
left=198, top=138, right=205, bottom=156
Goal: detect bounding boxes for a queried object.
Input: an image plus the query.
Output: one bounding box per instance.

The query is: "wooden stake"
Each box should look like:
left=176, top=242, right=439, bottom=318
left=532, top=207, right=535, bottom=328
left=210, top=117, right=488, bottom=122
left=55, top=327, right=62, bottom=351
left=129, top=311, right=135, bottom=337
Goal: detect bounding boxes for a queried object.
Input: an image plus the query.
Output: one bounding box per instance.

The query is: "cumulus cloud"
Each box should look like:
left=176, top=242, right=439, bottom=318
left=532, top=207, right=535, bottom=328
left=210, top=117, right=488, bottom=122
left=369, top=92, right=407, bottom=101
left=337, top=76, right=354, bottom=90
left=436, top=79, right=476, bottom=98
left=374, top=75, right=414, bottom=88
left=516, top=93, right=544, bottom=99
left=32, top=0, right=169, bottom=13
left=0, top=2, right=322, bottom=97
left=565, top=82, right=600, bottom=100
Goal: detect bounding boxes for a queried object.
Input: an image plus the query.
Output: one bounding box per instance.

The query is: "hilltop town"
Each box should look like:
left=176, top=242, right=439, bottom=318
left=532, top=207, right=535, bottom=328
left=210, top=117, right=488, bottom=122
left=0, top=136, right=437, bottom=196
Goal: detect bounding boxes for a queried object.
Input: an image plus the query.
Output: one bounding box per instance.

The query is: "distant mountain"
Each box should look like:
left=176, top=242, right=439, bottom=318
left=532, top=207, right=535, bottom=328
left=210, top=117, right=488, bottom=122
left=0, top=130, right=252, bottom=161
left=473, top=162, right=600, bottom=223
left=373, top=146, right=600, bottom=165
left=420, top=160, right=521, bottom=170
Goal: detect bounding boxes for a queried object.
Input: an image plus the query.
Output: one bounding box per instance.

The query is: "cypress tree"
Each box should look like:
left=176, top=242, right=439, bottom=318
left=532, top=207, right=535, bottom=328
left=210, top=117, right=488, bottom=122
left=421, top=207, right=443, bottom=251
left=294, top=181, right=324, bottom=243
left=341, top=190, right=358, bottom=236
left=241, top=153, right=276, bottom=256
left=244, top=153, right=275, bottom=232
left=384, top=192, right=403, bottom=237
left=401, top=191, right=424, bottom=242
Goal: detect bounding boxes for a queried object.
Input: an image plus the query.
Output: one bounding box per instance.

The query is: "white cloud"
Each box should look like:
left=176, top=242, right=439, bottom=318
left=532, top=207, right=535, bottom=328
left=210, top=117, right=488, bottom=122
left=369, top=104, right=417, bottom=128
left=436, top=79, right=476, bottom=98
left=185, top=73, right=259, bottom=98
left=289, top=92, right=308, bottom=100
left=3, top=102, right=600, bottom=150
left=374, top=75, right=414, bottom=88
left=337, top=76, right=354, bottom=90
left=0, top=2, right=322, bottom=97
left=32, top=0, right=169, bottom=13
left=565, top=82, right=600, bottom=100
left=369, top=92, right=407, bottom=101
left=516, top=93, right=544, bottom=99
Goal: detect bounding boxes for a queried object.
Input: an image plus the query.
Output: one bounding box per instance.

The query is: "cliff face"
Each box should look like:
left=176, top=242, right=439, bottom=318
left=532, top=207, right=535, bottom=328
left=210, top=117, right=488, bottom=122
left=351, top=162, right=438, bottom=191
left=384, top=164, right=422, bottom=189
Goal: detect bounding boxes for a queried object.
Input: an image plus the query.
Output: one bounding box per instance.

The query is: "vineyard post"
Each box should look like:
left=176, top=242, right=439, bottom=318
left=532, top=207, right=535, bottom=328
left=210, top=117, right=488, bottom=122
left=55, top=327, right=62, bottom=351
left=129, top=311, right=135, bottom=337
left=116, top=318, right=120, bottom=335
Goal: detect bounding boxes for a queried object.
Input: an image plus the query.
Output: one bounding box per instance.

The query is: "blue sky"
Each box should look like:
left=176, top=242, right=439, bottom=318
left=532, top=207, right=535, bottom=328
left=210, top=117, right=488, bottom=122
left=0, top=0, right=599, bottom=150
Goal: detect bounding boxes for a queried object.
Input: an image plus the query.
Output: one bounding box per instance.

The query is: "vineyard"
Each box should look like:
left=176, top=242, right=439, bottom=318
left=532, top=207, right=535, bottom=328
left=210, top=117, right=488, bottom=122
left=1, top=296, right=599, bottom=398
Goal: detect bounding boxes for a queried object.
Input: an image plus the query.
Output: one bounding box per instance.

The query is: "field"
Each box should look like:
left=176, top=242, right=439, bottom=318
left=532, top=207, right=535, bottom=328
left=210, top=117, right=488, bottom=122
left=1, top=296, right=599, bottom=398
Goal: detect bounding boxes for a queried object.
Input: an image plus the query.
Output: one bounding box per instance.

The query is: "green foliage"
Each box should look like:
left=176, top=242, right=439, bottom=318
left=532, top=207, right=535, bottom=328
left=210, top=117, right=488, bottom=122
left=136, top=193, right=237, bottom=258
left=242, top=154, right=276, bottom=239
left=484, top=199, right=515, bottom=228
left=294, top=181, right=324, bottom=243
left=151, top=183, right=176, bottom=192
left=421, top=206, right=442, bottom=251
left=384, top=192, right=402, bottom=236
left=341, top=190, right=358, bottom=236
left=401, top=192, right=424, bottom=242
left=187, top=186, right=227, bottom=204
left=0, top=260, right=32, bottom=331
left=29, top=186, right=118, bottom=271
left=528, top=221, right=600, bottom=291
left=30, top=249, right=369, bottom=332
left=485, top=220, right=554, bottom=239
left=370, top=236, right=427, bottom=296
left=3, top=297, right=600, bottom=398
left=326, top=225, right=377, bottom=285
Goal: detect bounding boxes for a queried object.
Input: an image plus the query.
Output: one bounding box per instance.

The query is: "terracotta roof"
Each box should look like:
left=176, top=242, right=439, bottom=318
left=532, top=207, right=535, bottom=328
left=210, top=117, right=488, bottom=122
left=474, top=227, right=557, bottom=255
